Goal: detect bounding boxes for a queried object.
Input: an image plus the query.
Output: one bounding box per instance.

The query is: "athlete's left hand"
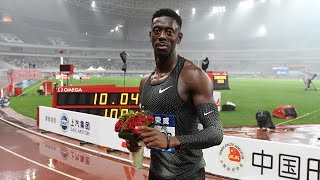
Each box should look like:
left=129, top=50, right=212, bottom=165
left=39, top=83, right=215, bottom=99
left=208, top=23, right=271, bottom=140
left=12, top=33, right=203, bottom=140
left=136, top=126, right=167, bottom=149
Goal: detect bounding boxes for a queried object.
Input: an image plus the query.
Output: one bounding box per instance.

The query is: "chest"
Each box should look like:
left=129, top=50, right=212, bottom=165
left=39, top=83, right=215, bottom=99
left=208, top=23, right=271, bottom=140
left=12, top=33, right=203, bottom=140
left=149, top=72, right=169, bottom=85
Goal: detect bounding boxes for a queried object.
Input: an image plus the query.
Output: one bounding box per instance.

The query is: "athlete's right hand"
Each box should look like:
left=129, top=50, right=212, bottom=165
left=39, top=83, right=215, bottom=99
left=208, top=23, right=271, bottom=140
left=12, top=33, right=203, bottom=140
left=126, top=140, right=142, bottom=152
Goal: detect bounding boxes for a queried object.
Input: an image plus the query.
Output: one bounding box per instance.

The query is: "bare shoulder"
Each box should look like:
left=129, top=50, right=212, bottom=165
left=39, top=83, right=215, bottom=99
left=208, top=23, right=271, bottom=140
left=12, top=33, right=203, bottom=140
left=179, top=59, right=214, bottom=105
left=181, top=59, right=211, bottom=84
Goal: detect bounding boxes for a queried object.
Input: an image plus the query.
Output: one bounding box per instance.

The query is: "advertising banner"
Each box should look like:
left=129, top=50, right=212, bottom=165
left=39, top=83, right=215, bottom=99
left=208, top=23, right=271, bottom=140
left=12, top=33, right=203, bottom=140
left=38, top=106, right=320, bottom=179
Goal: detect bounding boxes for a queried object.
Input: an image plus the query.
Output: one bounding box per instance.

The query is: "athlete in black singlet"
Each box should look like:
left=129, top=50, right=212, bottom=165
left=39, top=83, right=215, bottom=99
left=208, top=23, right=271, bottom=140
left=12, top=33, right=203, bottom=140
left=127, top=8, right=223, bottom=180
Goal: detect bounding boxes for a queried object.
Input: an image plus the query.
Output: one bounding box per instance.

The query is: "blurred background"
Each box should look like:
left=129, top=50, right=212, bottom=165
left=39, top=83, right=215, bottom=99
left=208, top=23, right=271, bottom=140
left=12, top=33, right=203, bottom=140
left=0, top=0, right=319, bottom=78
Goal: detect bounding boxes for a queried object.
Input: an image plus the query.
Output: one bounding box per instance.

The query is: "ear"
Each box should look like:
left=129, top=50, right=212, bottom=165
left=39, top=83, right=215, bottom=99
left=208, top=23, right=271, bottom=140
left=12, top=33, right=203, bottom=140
left=149, top=31, right=152, bottom=42
left=177, top=32, right=183, bottom=44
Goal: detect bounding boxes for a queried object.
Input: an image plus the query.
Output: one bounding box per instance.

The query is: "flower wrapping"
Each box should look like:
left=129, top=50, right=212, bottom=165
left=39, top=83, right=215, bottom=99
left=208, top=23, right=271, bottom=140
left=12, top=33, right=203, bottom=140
left=129, top=141, right=145, bottom=170
left=114, top=110, right=154, bottom=170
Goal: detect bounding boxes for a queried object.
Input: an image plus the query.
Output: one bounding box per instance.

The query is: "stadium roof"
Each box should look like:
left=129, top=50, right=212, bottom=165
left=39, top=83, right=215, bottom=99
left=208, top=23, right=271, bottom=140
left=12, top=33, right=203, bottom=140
left=66, top=0, right=238, bottom=18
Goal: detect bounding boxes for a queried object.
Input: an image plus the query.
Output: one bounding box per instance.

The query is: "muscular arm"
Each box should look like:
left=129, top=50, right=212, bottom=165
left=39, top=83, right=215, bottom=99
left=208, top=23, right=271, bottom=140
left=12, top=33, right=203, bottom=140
left=137, top=63, right=223, bottom=150
left=173, top=61, right=223, bottom=149
left=175, top=103, right=223, bottom=149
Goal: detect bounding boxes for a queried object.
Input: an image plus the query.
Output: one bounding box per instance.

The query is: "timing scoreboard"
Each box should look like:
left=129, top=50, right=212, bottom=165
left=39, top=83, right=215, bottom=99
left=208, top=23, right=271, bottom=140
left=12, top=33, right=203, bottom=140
left=52, top=85, right=140, bottom=118
left=206, top=71, right=230, bottom=90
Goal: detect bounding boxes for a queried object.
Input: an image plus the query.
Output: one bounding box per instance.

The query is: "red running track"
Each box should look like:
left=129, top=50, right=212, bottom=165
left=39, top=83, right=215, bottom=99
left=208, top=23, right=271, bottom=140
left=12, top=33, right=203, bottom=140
left=0, top=117, right=228, bottom=180
left=0, top=120, right=152, bottom=180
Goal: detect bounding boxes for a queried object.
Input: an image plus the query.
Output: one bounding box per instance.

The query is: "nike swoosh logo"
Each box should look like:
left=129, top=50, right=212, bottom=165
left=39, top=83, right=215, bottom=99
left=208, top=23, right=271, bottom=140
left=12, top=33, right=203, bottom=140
left=159, top=86, right=173, bottom=94
left=204, top=110, right=214, bottom=116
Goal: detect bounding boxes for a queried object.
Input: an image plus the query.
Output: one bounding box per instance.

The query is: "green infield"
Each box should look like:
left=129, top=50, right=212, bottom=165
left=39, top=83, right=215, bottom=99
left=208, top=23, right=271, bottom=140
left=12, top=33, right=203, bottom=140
left=8, top=77, right=320, bottom=127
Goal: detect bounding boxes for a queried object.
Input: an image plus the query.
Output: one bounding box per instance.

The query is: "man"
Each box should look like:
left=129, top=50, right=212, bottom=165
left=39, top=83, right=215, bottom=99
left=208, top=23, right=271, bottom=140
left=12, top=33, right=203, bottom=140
left=127, top=8, right=223, bottom=180
left=305, top=73, right=317, bottom=91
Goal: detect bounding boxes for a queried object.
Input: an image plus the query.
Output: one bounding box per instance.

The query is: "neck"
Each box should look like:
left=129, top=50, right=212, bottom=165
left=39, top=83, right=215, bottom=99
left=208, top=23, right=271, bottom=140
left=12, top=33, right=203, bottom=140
left=154, top=51, right=178, bottom=73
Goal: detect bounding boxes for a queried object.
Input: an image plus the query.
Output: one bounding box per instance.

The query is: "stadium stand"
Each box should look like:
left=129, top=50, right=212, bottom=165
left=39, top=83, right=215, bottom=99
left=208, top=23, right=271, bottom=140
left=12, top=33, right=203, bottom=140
left=0, top=0, right=319, bottom=78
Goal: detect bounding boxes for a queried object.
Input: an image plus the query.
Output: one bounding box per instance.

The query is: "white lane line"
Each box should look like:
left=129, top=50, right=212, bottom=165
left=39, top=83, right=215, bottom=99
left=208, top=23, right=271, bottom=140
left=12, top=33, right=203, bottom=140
left=276, top=108, right=320, bottom=126
left=17, top=80, right=46, bottom=97
left=0, top=146, right=82, bottom=180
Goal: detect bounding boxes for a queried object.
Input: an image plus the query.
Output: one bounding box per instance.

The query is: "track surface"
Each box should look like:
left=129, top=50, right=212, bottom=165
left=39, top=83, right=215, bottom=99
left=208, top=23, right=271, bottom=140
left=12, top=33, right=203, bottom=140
left=1, top=107, right=319, bottom=179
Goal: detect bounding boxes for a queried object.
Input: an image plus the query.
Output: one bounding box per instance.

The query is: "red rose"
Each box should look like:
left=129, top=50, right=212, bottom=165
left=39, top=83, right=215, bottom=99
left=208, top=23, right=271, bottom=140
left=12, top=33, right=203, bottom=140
left=123, top=122, right=132, bottom=133
left=114, top=120, right=125, bottom=132
left=147, top=115, right=154, bottom=121
left=115, top=110, right=155, bottom=141
left=146, top=115, right=154, bottom=126
left=138, top=114, right=147, bottom=124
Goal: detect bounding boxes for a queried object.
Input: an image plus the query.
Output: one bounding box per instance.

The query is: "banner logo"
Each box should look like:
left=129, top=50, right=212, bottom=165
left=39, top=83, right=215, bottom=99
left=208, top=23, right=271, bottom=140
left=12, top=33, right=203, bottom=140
left=219, top=143, right=244, bottom=172
left=57, top=87, right=82, bottom=92
left=60, top=114, right=69, bottom=132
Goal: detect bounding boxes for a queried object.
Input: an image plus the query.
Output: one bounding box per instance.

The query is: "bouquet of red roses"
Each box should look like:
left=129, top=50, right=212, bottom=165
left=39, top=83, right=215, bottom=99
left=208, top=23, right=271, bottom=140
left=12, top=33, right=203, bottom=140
left=114, top=110, right=154, bottom=169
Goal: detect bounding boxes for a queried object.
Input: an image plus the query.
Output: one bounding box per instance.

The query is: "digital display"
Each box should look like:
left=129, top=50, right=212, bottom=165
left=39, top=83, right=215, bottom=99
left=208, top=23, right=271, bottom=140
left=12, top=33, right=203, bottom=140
left=60, top=64, right=71, bottom=71
left=57, top=92, right=139, bottom=106
left=207, top=71, right=230, bottom=90
left=67, top=108, right=138, bottom=119
left=52, top=85, right=140, bottom=118
left=60, top=64, right=74, bottom=74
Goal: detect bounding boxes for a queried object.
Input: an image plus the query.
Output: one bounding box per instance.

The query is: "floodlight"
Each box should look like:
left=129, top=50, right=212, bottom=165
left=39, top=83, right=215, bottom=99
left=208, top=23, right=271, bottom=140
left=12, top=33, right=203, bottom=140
left=257, top=25, right=267, bottom=37
left=209, top=33, right=215, bottom=40
left=212, top=6, right=226, bottom=14
left=91, top=1, right=96, bottom=8
left=192, top=8, right=196, bottom=15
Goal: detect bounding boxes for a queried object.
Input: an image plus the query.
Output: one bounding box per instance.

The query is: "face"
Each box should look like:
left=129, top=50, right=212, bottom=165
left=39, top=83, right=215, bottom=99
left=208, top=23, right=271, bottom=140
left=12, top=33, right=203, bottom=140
left=149, top=16, right=183, bottom=57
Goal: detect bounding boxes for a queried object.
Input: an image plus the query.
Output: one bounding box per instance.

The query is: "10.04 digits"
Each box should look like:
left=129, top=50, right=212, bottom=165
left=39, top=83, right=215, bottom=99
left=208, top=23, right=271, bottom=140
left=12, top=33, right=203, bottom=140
left=93, top=92, right=139, bottom=106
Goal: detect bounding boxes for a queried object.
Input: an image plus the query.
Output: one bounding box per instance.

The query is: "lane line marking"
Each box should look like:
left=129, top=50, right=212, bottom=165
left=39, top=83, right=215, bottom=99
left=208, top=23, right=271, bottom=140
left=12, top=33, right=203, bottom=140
left=0, top=146, right=82, bottom=180
left=0, top=116, right=150, bottom=168
left=17, top=80, right=46, bottom=97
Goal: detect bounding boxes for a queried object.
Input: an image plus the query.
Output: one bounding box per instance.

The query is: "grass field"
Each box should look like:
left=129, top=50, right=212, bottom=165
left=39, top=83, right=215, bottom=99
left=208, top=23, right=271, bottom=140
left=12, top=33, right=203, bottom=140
left=8, top=77, right=320, bottom=127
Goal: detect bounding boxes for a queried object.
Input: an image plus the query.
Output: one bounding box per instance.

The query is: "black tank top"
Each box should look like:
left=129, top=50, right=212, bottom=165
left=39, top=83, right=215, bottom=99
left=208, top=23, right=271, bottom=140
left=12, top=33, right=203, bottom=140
left=141, top=56, right=205, bottom=179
